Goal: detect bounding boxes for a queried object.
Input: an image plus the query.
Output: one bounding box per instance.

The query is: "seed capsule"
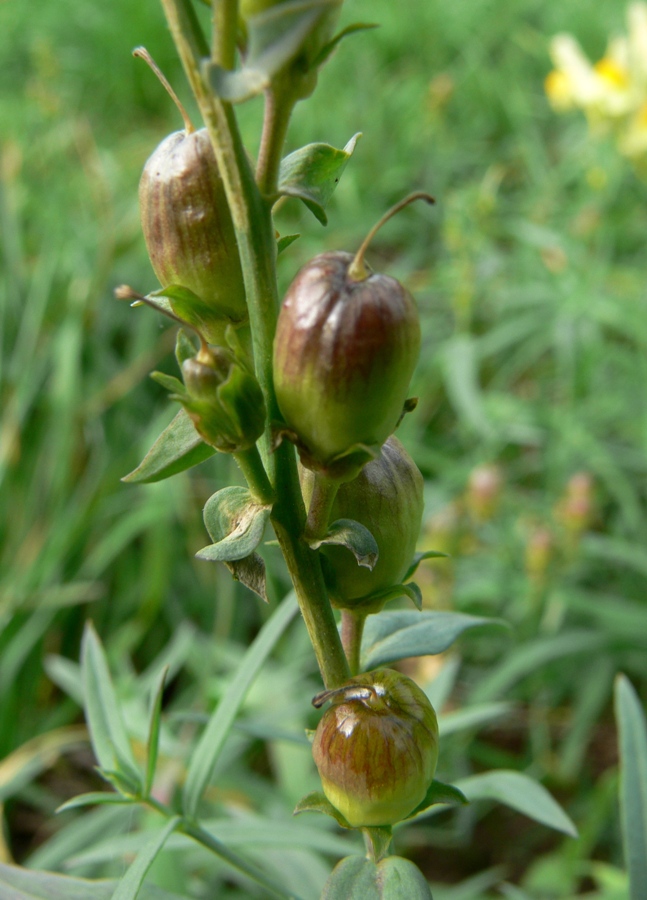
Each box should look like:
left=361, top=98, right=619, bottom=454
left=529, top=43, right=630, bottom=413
left=140, top=128, right=247, bottom=339
left=312, top=669, right=439, bottom=827
left=300, top=436, right=423, bottom=605
left=180, top=345, right=265, bottom=453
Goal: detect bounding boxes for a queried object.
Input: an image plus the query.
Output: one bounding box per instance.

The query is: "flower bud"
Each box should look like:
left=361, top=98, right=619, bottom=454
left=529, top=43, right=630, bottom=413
left=140, top=128, right=247, bottom=339
left=312, top=669, right=439, bottom=827
left=300, top=436, right=423, bottom=605
left=180, top=346, right=265, bottom=452
left=274, top=252, right=420, bottom=480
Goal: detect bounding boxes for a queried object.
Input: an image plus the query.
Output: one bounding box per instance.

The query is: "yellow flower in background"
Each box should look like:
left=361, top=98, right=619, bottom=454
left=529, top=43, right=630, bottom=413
left=545, top=2, right=647, bottom=160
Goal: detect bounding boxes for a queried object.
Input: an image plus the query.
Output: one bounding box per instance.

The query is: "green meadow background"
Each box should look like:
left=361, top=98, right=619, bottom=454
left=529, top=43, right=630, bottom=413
left=1, top=0, right=646, bottom=896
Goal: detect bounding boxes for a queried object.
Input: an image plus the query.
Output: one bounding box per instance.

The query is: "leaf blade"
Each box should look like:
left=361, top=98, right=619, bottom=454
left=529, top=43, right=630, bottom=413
left=122, top=409, right=214, bottom=484
left=110, top=816, right=181, bottom=900
left=615, top=674, right=647, bottom=899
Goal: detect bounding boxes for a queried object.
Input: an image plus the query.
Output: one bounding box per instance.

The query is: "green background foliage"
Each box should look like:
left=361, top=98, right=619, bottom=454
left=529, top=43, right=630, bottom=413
left=1, top=0, right=646, bottom=896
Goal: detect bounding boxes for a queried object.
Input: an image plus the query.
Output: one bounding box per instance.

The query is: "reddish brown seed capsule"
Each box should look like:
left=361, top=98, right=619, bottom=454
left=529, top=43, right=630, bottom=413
left=140, top=129, right=247, bottom=337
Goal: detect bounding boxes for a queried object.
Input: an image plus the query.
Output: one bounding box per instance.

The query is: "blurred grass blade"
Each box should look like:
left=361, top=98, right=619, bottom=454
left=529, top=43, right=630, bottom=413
left=0, top=726, right=87, bottom=804
left=614, top=674, right=647, bottom=899
left=455, top=770, right=577, bottom=837
left=0, top=861, right=186, bottom=900
left=81, top=623, right=140, bottom=787
left=183, top=592, right=298, bottom=818
left=111, top=816, right=181, bottom=900
left=145, top=666, right=168, bottom=797
left=57, top=792, right=134, bottom=813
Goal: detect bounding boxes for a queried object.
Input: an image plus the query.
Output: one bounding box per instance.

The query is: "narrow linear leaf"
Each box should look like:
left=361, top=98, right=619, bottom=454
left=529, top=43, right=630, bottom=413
left=277, top=233, right=301, bottom=255
left=122, top=409, right=214, bottom=484
left=278, top=133, right=361, bottom=224
left=615, top=674, right=647, bottom=899
left=309, top=517, right=378, bottom=570
left=456, top=770, right=577, bottom=837
left=0, top=863, right=186, bottom=900
left=145, top=666, right=168, bottom=797
left=150, top=371, right=186, bottom=396
left=0, top=726, right=88, bottom=805
left=183, top=593, right=299, bottom=818
left=57, top=792, right=134, bottom=813
left=361, top=611, right=507, bottom=670
left=111, top=816, right=181, bottom=900
left=81, top=624, right=140, bottom=788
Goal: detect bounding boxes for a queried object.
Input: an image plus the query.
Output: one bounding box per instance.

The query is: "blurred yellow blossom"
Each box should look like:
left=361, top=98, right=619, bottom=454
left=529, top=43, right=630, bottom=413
left=545, top=2, right=647, bottom=160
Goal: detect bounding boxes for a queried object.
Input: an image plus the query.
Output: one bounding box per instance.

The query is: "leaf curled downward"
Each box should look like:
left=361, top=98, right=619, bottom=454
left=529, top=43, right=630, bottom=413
left=309, top=518, right=378, bottom=570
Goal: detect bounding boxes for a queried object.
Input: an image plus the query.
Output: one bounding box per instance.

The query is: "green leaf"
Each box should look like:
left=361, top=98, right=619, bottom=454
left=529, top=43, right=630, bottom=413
left=277, top=232, right=301, bottom=255
left=111, top=816, right=181, bottom=900
left=403, top=550, right=449, bottom=582
left=321, top=856, right=432, bottom=900
left=309, top=517, right=378, bottom=570
left=206, top=0, right=339, bottom=102
left=56, top=792, right=134, bottom=813
left=224, top=552, right=269, bottom=602
left=197, top=486, right=272, bottom=562
left=145, top=666, right=168, bottom=798
left=361, top=611, right=507, bottom=670
left=294, top=790, right=352, bottom=829
left=455, top=770, right=577, bottom=837
left=406, top=779, right=468, bottom=819
left=175, top=328, right=197, bottom=367
left=0, top=863, right=185, bottom=900
left=438, top=701, right=514, bottom=737
left=313, top=22, right=379, bottom=68
left=183, top=592, right=299, bottom=818
left=122, top=409, right=215, bottom=484
left=278, top=133, right=361, bottom=224
left=81, top=623, right=141, bottom=789
left=150, top=370, right=187, bottom=396
left=615, top=674, right=647, bottom=899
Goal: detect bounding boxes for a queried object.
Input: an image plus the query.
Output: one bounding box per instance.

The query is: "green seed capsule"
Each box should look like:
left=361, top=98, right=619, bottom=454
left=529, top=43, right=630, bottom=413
left=274, top=252, right=421, bottom=480
left=140, top=129, right=247, bottom=339
left=180, top=346, right=265, bottom=453
left=312, top=669, right=439, bottom=827
left=300, top=436, right=423, bottom=605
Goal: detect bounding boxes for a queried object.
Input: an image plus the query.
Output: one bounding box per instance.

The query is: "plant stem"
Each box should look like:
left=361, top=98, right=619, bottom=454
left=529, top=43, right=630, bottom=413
left=144, top=797, right=296, bottom=899
left=161, top=0, right=350, bottom=689
left=341, top=608, right=366, bottom=675
left=257, top=85, right=297, bottom=198
left=234, top=445, right=275, bottom=505
left=212, top=0, right=238, bottom=70
left=304, top=474, right=339, bottom=542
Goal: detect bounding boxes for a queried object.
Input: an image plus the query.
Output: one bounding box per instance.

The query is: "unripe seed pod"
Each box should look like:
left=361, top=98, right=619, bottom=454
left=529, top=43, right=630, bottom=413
left=300, top=436, right=423, bottom=605
left=312, top=669, right=439, bottom=827
left=274, top=252, right=420, bottom=478
left=180, top=346, right=265, bottom=453
left=140, top=128, right=247, bottom=336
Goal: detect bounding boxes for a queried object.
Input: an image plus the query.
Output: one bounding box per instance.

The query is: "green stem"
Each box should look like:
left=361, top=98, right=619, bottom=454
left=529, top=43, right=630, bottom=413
left=341, top=608, right=366, bottom=675
left=144, top=798, right=296, bottom=899
left=161, top=0, right=350, bottom=689
left=256, top=85, right=297, bottom=198
left=304, top=474, right=339, bottom=542
left=212, top=0, right=238, bottom=69
left=234, top=445, right=275, bottom=505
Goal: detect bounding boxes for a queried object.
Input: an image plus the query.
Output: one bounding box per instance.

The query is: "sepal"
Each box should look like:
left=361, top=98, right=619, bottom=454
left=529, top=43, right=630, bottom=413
left=197, top=486, right=272, bottom=562
left=308, top=518, right=379, bottom=571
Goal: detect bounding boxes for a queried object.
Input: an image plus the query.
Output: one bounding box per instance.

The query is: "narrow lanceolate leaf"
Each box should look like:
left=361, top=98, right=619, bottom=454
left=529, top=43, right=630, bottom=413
left=313, top=22, right=378, bottom=68
left=455, top=770, right=577, bottom=837
left=197, top=486, right=271, bottom=563
left=278, top=133, right=361, bottom=224
left=122, top=409, right=214, bottom=484
left=361, top=610, right=507, bottom=670
left=206, top=0, right=339, bottom=102
left=402, top=550, right=449, bottom=583
left=111, top=817, right=181, bottom=900
left=56, top=792, right=134, bottom=813
left=0, top=863, right=185, bottom=900
left=145, top=666, right=168, bottom=798
left=183, top=593, right=299, bottom=818
left=615, top=674, right=647, bottom=899
left=81, top=624, right=140, bottom=790
left=277, top=232, right=301, bottom=255
left=309, top=518, right=378, bottom=570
